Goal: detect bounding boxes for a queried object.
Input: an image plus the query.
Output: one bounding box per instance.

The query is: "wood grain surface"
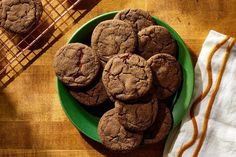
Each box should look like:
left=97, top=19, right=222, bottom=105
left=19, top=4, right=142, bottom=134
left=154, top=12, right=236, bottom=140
left=1, top=0, right=236, bottom=156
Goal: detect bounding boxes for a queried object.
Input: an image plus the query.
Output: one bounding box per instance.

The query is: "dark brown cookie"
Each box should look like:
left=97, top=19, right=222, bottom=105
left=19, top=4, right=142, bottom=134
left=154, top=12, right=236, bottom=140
left=53, top=43, right=100, bottom=88
left=114, top=8, right=155, bottom=33
left=69, top=79, right=108, bottom=106
left=138, top=25, right=177, bottom=59
left=98, top=109, right=143, bottom=152
left=115, top=93, right=158, bottom=132
left=0, top=0, right=43, bottom=34
left=102, top=53, right=153, bottom=101
left=143, top=103, right=172, bottom=144
left=91, top=20, right=136, bottom=65
left=148, top=53, right=182, bottom=99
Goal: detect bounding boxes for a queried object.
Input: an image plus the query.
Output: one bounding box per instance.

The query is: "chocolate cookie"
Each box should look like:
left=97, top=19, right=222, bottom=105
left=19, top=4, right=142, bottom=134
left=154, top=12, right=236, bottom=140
left=69, top=79, right=108, bottom=106
left=144, top=103, right=172, bottom=144
left=53, top=43, right=100, bottom=88
left=114, top=9, right=155, bottom=33
left=138, top=25, right=177, bottom=59
left=98, top=109, right=143, bottom=152
left=91, top=20, right=136, bottom=65
left=148, top=53, right=182, bottom=99
left=115, top=93, right=158, bottom=132
left=0, top=0, right=43, bottom=34
left=102, top=53, right=152, bottom=101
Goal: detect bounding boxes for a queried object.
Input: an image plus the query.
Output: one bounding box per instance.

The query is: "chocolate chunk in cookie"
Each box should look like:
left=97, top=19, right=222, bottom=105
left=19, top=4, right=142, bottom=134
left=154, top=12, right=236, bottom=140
left=114, top=8, right=155, bottom=33
left=0, top=0, right=43, bottom=34
left=53, top=43, right=100, bottom=88
left=138, top=25, right=177, bottom=59
left=91, top=20, right=136, bottom=66
left=69, top=78, right=108, bottom=106
left=144, top=103, right=172, bottom=144
left=102, top=53, right=152, bottom=101
left=98, top=109, right=143, bottom=152
left=115, top=93, right=158, bottom=132
left=148, top=53, right=182, bottom=99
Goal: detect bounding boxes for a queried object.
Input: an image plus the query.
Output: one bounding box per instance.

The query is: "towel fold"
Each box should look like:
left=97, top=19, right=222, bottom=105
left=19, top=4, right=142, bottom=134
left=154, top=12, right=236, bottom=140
left=164, top=30, right=236, bottom=157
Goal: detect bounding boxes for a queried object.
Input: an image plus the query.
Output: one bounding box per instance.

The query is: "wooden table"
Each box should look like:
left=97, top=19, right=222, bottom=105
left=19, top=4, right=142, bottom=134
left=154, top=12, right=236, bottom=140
left=0, top=0, right=236, bottom=156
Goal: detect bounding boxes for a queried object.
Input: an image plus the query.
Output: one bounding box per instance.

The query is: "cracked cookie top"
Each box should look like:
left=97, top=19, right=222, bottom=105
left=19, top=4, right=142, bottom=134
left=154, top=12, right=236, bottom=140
left=98, top=109, right=143, bottom=152
left=91, top=20, right=136, bottom=66
left=102, top=53, right=153, bottom=101
left=0, top=0, right=43, bottom=34
left=138, top=25, right=177, bottom=59
left=115, top=93, right=158, bottom=132
left=69, top=78, right=108, bottom=106
left=147, top=53, right=182, bottom=99
left=53, top=43, right=100, bottom=88
left=114, top=8, right=155, bottom=33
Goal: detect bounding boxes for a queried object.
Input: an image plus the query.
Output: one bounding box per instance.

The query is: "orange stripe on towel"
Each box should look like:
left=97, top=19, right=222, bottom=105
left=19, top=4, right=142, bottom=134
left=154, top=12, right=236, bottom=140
left=192, top=38, right=235, bottom=157
left=177, top=36, right=230, bottom=157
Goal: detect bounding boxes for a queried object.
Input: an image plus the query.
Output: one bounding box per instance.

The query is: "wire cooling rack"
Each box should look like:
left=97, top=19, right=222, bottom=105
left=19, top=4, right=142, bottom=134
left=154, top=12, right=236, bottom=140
left=0, top=0, right=86, bottom=89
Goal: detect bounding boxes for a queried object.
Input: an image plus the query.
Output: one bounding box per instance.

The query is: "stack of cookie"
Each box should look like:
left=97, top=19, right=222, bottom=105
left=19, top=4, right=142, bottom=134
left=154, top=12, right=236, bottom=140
left=99, top=53, right=178, bottom=151
left=53, top=8, right=182, bottom=152
left=53, top=43, right=110, bottom=106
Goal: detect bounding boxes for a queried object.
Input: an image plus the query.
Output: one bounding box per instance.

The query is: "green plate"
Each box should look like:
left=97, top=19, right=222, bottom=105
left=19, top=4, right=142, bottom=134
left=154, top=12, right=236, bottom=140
left=57, top=11, right=194, bottom=143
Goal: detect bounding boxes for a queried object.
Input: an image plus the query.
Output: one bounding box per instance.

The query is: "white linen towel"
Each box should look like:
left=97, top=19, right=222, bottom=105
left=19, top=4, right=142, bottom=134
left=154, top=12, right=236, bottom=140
left=164, top=30, right=236, bottom=157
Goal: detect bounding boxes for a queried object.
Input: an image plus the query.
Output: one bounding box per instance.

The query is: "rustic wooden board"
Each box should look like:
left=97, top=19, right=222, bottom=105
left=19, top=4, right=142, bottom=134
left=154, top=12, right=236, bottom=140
left=1, top=0, right=236, bottom=156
